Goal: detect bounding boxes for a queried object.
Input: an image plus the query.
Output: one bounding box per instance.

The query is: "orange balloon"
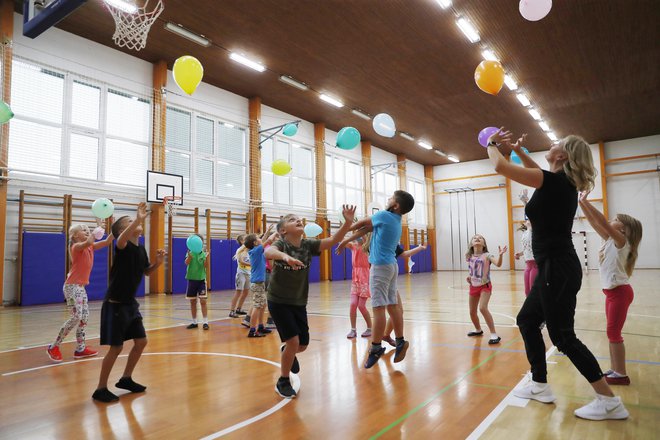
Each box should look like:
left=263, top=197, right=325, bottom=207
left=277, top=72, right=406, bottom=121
left=474, top=60, right=505, bottom=95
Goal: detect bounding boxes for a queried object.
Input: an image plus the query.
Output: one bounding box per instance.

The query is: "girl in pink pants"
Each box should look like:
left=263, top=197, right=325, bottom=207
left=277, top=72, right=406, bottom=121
left=345, top=234, right=372, bottom=338
left=515, top=220, right=537, bottom=296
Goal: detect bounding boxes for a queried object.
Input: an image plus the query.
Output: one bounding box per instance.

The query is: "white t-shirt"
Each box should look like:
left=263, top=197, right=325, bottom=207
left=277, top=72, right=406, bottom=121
left=599, top=238, right=630, bottom=289
left=521, top=229, right=535, bottom=262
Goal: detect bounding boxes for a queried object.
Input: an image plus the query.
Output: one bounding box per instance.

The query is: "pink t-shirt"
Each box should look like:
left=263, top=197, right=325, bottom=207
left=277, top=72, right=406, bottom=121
left=350, top=243, right=370, bottom=270
left=66, top=244, right=94, bottom=286
left=467, top=253, right=491, bottom=286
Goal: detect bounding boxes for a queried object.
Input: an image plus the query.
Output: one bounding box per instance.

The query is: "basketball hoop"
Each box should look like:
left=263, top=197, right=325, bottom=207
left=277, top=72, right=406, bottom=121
left=104, top=0, right=164, bottom=51
left=162, top=196, right=182, bottom=217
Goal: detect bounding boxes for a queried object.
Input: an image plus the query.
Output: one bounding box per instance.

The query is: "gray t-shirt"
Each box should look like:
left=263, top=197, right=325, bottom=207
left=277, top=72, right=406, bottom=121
left=267, top=238, right=321, bottom=306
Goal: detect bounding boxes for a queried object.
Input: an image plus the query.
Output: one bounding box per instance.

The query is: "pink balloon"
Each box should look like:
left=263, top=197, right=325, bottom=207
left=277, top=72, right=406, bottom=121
left=519, top=0, right=552, bottom=22
left=478, top=126, right=499, bottom=148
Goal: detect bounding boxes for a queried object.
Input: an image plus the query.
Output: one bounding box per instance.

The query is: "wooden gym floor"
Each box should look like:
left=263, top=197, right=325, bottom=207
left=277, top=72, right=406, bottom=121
left=1, top=270, right=658, bottom=439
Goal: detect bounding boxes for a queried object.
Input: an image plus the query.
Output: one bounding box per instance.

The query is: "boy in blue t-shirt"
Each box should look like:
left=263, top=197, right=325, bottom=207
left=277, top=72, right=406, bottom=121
left=346, top=190, right=415, bottom=368
left=244, top=232, right=279, bottom=337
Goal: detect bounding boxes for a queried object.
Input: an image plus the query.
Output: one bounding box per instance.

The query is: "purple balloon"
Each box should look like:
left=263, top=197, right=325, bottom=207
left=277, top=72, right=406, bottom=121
left=478, top=126, right=499, bottom=148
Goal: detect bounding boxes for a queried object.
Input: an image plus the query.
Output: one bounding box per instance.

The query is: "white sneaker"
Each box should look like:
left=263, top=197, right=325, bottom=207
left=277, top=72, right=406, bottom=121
left=513, top=380, right=556, bottom=403
left=574, top=395, right=629, bottom=420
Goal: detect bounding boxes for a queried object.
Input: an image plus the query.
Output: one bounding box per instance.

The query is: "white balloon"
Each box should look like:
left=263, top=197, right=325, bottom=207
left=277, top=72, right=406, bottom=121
left=373, top=113, right=396, bottom=138
left=519, top=0, right=552, bottom=21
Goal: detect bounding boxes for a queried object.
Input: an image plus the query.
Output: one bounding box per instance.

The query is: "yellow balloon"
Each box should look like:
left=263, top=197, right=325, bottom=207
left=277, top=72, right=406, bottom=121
left=173, top=56, right=204, bottom=95
left=474, top=60, right=505, bottom=95
left=271, top=159, right=292, bottom=176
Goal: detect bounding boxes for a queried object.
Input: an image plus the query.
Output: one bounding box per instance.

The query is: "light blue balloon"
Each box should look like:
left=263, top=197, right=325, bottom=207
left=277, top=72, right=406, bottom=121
left=373, top=113, right=396, bottom=138
left=336, top=127, right=360, bottom=150
left=186, top=235, right=203, bottom=253
left=510, top=147, right=529, bottom=165
left=304, top=222, right=323, bottom=238
left=283, top=123, right=298, bottom=137
left=91, top=198, right=114, bottom=219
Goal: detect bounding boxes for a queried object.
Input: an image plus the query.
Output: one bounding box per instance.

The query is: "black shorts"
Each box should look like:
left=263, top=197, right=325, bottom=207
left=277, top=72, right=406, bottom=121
left=267, top=301, right=309, bottom=346
left=186, top=280, right=207, bottom=299
left=100, top=301, right=146, bottom=346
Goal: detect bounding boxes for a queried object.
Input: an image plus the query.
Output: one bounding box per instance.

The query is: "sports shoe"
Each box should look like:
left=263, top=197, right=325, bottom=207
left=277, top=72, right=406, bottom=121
left=605, top=375, right=631, bottom=386
left=186, top=323, right=198, bottom=329
left=247, top=331, right=265, bottom=338
left=488, top=336, right=502, bottom=345
left=467, top=330, right=484, bottom=337
left=281, top=344, right=300, bottom=374
left=258, top=327, right=272, bottom=334
left=92, top=387, right=119, bottom=403
left=364, top=346, right=386, bottom=369
left=241, top=319, right=251, bottom=329
left=47, top=345, right=62, bottom=363
left=346, top=329, right=357, bottom=339
left=115, top=376, right=147, bottom=393
left=236, top=309, right=247, bottom=316
left=73, top=347, right=98, bottom=359
left=361, top=329, right=372, bottom=337
left=394, top=339, right=409, bottom=363
left=383, top=335, right=396, bottom=347
left=513, top=379, right=556, bottom=403
left=229, top=311, right=237, bottom=318
left=574, top=395, right=629, bottom=420
left=275, top=377, right=297, bottom=399
left=602, top=369, right=614, bottom=376
left=266, top=317, right=277, bottom=329
left=202, top=323, right=210, bottom=330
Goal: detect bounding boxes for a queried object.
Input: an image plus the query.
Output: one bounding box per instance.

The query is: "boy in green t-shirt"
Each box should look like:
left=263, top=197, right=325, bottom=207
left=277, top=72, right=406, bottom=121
left=185, top=235, right=210, bottom=330
left=265, top=205, right=356, bottom=399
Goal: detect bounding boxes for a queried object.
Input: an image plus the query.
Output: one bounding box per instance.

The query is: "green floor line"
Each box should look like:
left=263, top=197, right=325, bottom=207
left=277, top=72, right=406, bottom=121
left=369, top=337, right=521, bottom=439
left=467, top=382, right=513, bottom=391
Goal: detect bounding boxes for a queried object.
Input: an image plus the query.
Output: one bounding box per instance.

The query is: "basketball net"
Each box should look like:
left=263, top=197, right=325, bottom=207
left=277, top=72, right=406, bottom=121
left=162, top=196, right=181, bottom=217
left=104, top=0, right=164, bottom=51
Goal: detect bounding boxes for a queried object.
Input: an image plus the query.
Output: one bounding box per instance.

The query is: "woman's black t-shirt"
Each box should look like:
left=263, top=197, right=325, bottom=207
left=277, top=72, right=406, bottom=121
left=525, top=170, right=577, bottom=261
left=105, top=241, right=150, bottom=304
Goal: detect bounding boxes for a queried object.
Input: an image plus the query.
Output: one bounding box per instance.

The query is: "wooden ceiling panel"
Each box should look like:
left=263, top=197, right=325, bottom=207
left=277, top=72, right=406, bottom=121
left=18, top=0, right=660, bottom=164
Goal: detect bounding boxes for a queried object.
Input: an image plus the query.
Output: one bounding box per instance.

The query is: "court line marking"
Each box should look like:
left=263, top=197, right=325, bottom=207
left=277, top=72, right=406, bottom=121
left=308, top=312, right=518, bottom=328
left=465, top=346, right=557, bottom=440
left=2, top=351, right=293, bottom=439
left=369, top=337, right=522, bottom=440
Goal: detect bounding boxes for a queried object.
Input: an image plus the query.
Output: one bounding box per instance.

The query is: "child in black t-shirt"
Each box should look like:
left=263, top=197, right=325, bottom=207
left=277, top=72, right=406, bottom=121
left=92, top=202, right=166, bottom=403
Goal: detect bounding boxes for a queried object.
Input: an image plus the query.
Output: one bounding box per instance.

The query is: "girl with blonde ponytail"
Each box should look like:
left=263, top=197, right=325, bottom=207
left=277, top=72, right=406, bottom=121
left=486, top=128, right=629, bottom=420
left=580, top=194, right=642, bottom=386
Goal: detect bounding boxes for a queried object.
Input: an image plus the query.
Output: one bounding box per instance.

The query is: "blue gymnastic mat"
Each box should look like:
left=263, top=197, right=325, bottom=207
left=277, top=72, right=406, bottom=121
left=210, top=239, right=233, bottom=291
left=171, top=238, right=188, bottom=294
left=21, top=232, right=66, bottom=306
left=345, top=247, right=353, bottom=280
left=331, top=245, right=345, bottom=281
left=309, top=255, right=320, bottom=283
left=87, top=236, right=109, bottom=301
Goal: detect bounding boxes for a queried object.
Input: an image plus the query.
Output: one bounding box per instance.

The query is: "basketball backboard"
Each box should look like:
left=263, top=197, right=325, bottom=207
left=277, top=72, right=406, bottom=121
left=146, top=170, right=183, bottom=205
left=23, top=0, right=87, bottom=39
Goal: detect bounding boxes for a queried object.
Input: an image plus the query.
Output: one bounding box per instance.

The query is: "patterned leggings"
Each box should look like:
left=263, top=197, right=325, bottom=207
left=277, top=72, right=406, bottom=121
left=53, top=284, right=89, bottom=352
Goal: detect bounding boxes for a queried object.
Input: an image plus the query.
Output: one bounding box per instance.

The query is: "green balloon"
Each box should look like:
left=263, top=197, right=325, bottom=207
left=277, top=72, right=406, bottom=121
left=336, top=127, right=360, bottom=150
left=0, top=101, right=14, bottom=124
left=282, top=123, right=298, bottom=137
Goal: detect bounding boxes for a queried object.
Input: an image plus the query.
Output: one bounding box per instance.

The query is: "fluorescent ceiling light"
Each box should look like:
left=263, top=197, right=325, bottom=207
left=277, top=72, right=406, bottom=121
left=105, top=0, right=137, bottom=14
left=516, top=93, right=531, bottom=107
left=481, top=49, right=499, bottom=61
left=447, top=155, right=460, bottom=163
left=528, top=108, right=541, bottom=120
left=418, top=141, right=433, bottom=150
left=164, top=22, right=211, bottom=47
left=279, top=75, right=308, bottom=91
left=538, top=121, right=550, bottom=131
left=547, top=132, right=558, bottom=141
left=456, top=17, right=480, bottom=43
left=436, top=0, right=452, bottom=9
left=351, top=109, right=371, bottom=120
left=320, top=94, right=344, bottom=108
left=229, top=53, right=266, bottom=72
left=399, top=132, right=415, bottom=141
left=434, top=150, right=448, bottom=157
left=504, top=75, right=518, bottom=90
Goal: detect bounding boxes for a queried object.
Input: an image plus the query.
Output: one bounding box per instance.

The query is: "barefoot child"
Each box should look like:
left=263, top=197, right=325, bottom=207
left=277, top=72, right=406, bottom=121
left=185, top=235, right=210, bottom=330
left=92, top=202, right=166, bottom=403
left=47, top=224, right=113, bottom=362
left=265, top=205, right=356, bottom=398
left=465, top=234, right=507, bottom=344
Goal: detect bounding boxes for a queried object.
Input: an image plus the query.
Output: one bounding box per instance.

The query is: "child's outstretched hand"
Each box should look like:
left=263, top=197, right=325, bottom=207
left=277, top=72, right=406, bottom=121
left=466, top=276, right=471, bottom=285
left=266, top=232, right=280, bottom=245
left=136, top=202, right=148, bottom=221
left=341, top=204, right=356, bottom=224
left=511, top=133, right=527, bottom=153
left=519, top=189, right=529, bottom=204
left=578, top=190, right=590, bottom=203
left=283, top=255, right=305, bottom=270
left=156, top=249, right=167, bottom=263
left=498, top=245, right=508, bottom=255
left=335, top=240, right=348, bottom=255
left=514, top=252, right=521, bottom=260
left=419, top=244, right=427, bottom=250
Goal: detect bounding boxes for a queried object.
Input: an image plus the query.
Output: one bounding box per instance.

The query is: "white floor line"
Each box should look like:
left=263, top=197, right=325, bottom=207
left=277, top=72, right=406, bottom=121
left=307, top=313, right=518, bottom=328
left=199, top=399, right=292, bottom=439
left=465, top=345, right=557, bottom=440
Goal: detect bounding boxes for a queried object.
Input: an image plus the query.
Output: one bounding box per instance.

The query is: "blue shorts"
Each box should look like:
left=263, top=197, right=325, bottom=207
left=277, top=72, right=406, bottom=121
left=370, top=263, right=398, bottom=307
left=186, top=279, right=207, bottom=299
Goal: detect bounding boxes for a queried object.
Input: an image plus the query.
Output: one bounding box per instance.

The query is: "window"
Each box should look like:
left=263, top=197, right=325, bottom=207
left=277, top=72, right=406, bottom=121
left=371, top=169, right=397, bottom=210
left=164, top=105, right=247, bottom=199
left=326, top=153, right=362, bottom=216
left=261, top=137, right=314, bottom=209
left=407, top=178, right=427, bottom=226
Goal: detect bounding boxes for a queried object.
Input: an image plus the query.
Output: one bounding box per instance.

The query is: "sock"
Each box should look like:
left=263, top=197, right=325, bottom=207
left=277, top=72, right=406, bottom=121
left=596, top=393, right=618, bottom=401
left=532, top=380, right=548, bottom=390
left=490, top=333, right=498, bottom=339
left=203, top=318, right=208, bottom=324
left=351, top=328, right=356, bottom=331
left=370, top=342, right=382, bottom=353
left=116, top=377, right=146, bottom=393
left=192, top=319, right=197, bottom=324
left=396, top=336, right=405, bottom=342
left=366, top=328, right=371, bottom=331
left=608, top=371, right=627, bottom=378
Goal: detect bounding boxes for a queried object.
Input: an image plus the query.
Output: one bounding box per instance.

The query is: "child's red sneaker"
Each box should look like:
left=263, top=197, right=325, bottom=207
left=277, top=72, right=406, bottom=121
left=73, top=347, right=99, bottom=359
left=47, top=345, right=63, bottom=362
